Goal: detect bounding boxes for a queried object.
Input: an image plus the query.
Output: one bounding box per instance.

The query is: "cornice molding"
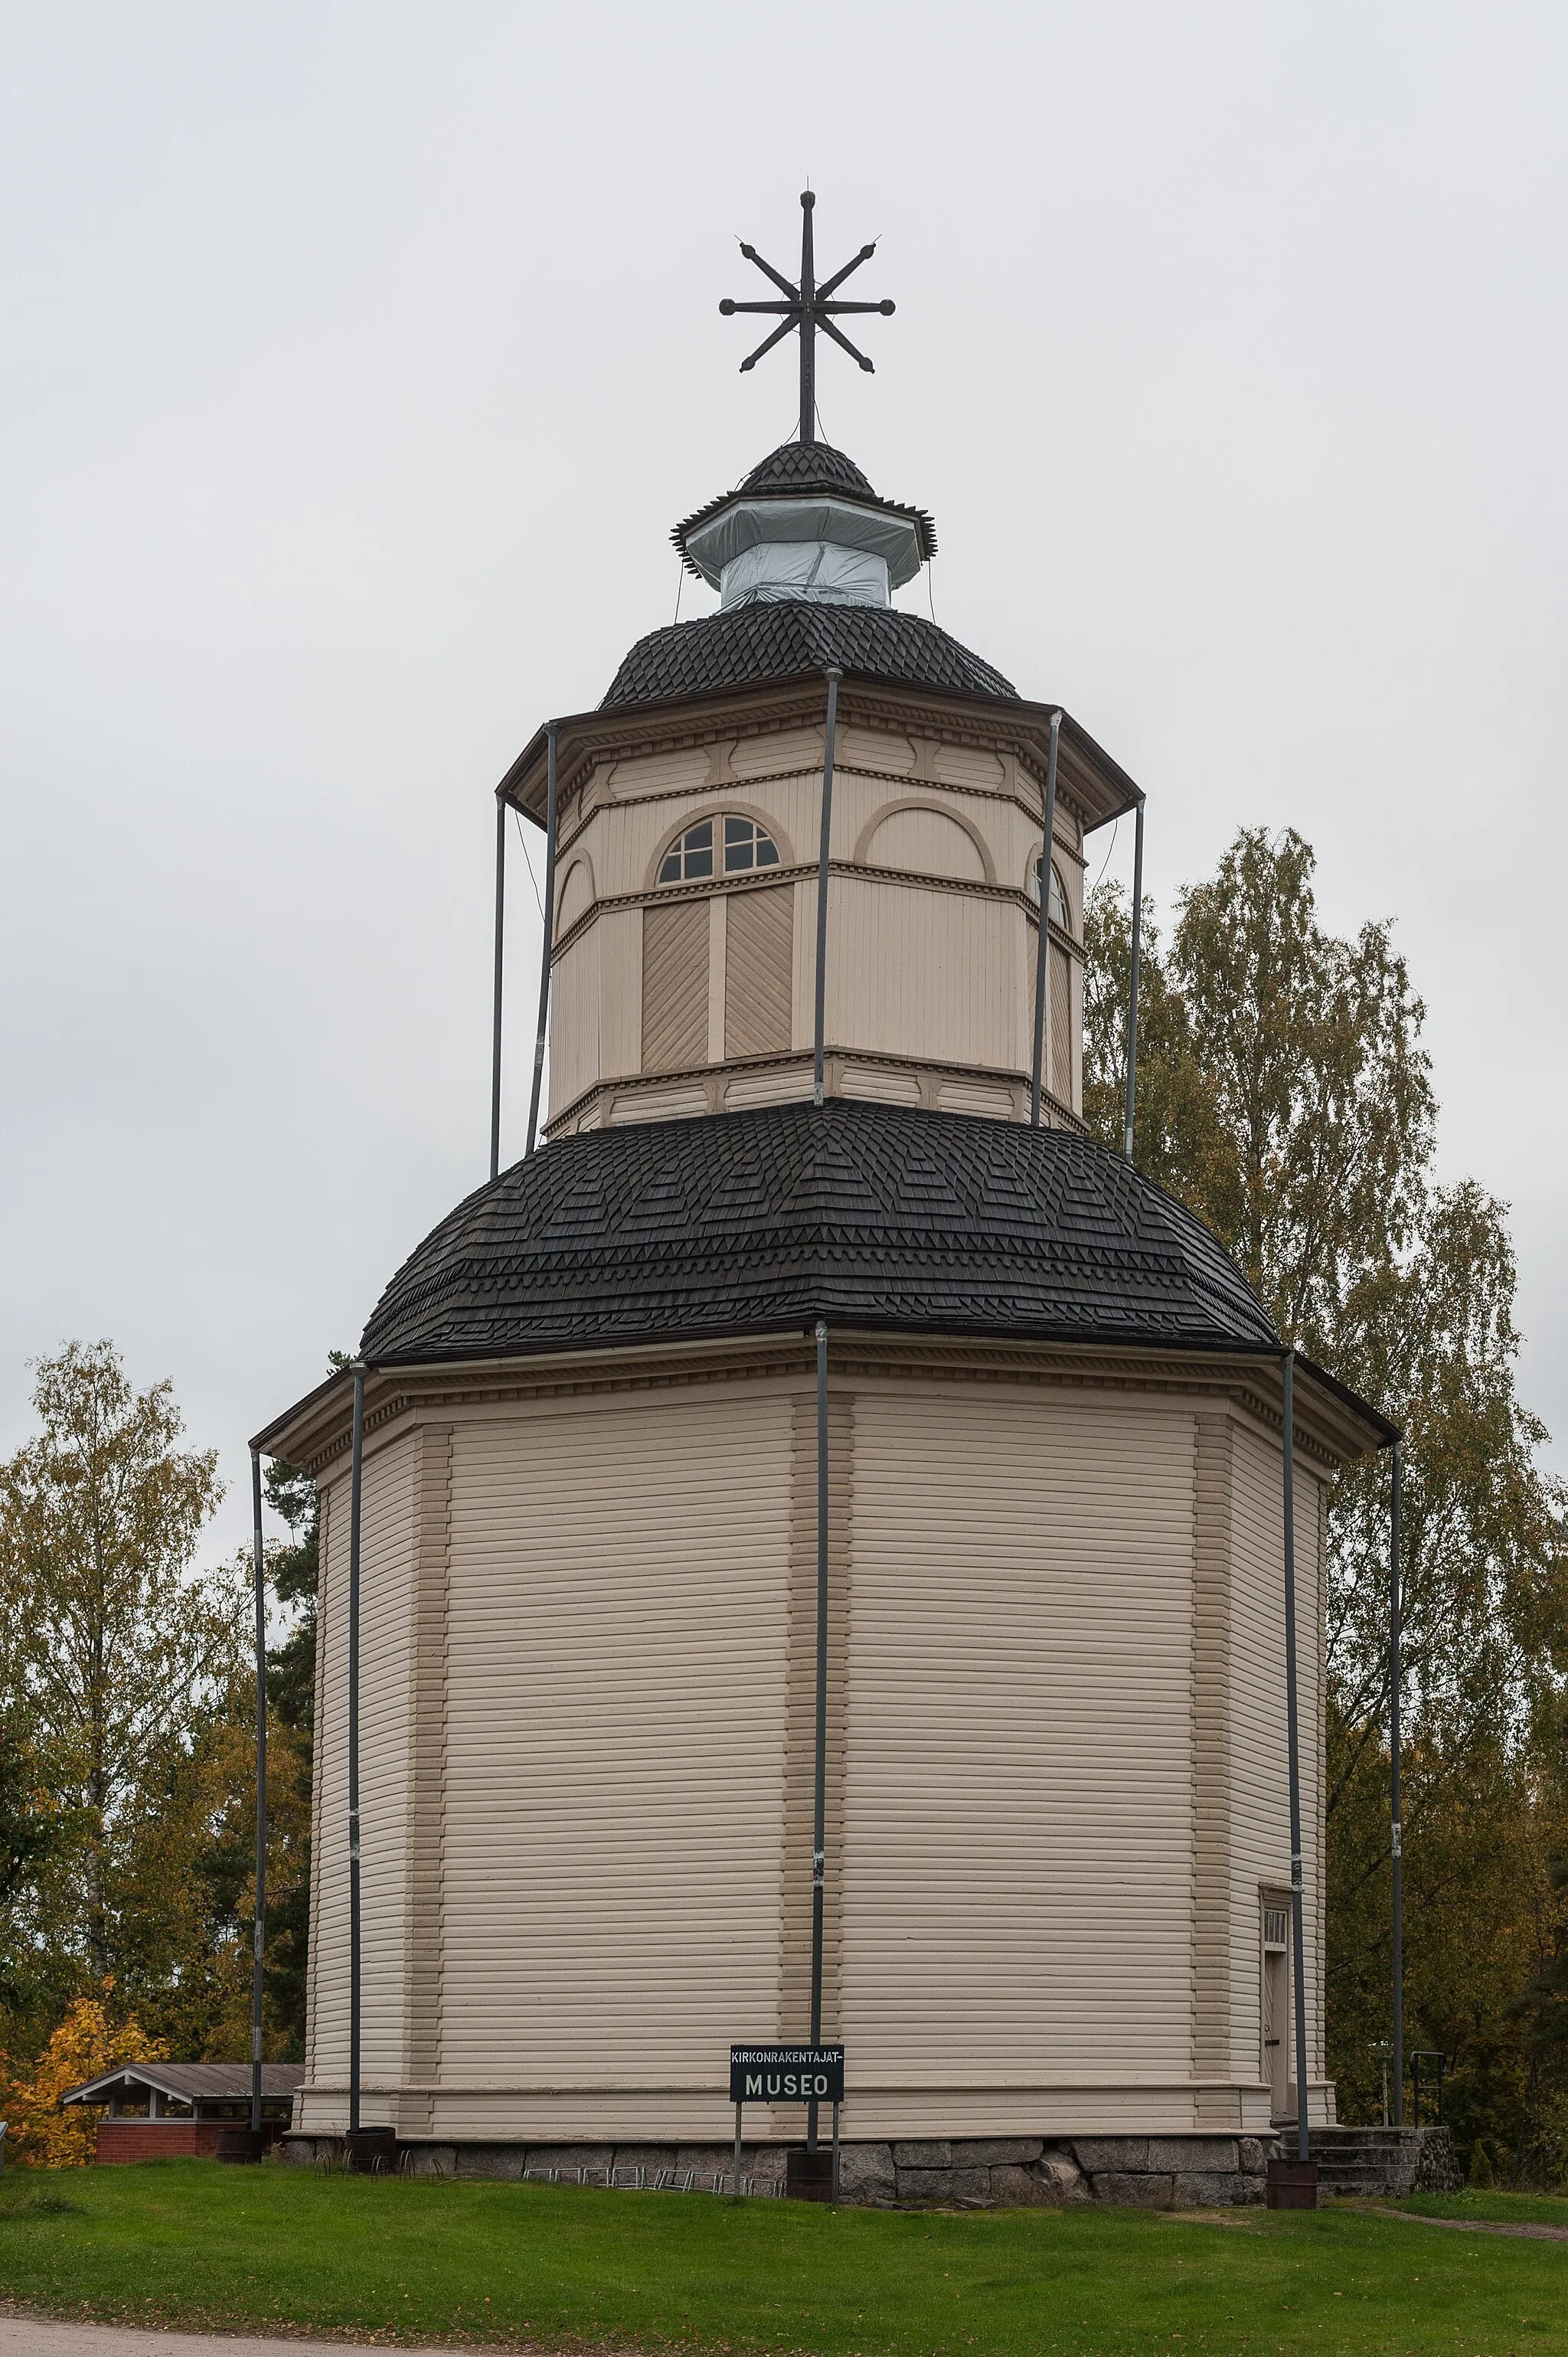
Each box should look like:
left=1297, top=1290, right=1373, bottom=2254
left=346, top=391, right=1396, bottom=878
left=547, top=857, right=1084, bottom=968
left=263, top=1331, right=1364, bottom=1485
left=501, top=681, right=1132, bottom=840
left=541, top=1048, right=1084, bottom=1143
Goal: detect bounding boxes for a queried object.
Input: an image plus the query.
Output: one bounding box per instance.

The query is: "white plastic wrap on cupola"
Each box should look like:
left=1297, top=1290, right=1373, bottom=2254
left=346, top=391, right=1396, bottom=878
left=539, top=696, right=1089, bottom=1139
left=288, top=1339, right=1367, bottom=2148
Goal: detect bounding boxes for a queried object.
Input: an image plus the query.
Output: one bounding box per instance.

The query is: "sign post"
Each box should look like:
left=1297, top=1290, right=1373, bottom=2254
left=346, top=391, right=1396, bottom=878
left=729, top=2045, right=845, bottom=2201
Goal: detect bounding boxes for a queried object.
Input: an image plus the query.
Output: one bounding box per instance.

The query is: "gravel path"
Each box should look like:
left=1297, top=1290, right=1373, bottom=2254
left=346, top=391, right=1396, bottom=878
left=0, top=2323, right=527, bottom=2355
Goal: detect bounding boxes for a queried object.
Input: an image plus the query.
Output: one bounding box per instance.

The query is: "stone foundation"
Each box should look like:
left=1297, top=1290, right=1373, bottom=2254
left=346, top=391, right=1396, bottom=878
left=283, top=2131, right=1282, bottom=2207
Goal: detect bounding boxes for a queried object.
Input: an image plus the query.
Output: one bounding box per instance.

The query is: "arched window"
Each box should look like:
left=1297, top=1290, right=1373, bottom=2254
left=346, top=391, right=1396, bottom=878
left=659, top=815, right=780, bottom=883
left=644, top=813, right=793, bottom=1077
left=1031, top=857, right=1070, bottom=932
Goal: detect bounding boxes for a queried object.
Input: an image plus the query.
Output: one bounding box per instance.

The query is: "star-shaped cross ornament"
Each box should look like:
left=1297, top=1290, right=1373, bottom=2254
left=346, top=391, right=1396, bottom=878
left=720, top=191, right=895, bottom=444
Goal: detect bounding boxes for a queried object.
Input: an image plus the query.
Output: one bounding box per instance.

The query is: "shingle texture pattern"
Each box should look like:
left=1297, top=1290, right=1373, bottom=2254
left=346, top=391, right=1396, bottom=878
left=673, top=438, right=937, bottom=572
left=360, top=1100, right=1278, bottom=1367
left=740, top=440, right=879, bottom=499
left=602, top=603, right=1016, bottom=710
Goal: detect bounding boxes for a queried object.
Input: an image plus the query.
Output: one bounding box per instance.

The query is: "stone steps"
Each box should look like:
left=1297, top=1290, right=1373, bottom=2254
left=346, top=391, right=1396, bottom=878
left=1298, top=2125, right=1459, bottom=2198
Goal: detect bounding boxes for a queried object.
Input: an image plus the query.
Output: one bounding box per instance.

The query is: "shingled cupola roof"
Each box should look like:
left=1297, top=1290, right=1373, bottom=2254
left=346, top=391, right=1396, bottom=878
left=737, top=439, right=880, bottom=500
left=673, top=437, right=936, bottom=592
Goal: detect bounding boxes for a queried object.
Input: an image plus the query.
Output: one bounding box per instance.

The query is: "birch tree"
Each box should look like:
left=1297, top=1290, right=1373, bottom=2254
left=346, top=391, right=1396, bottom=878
left=0, top=1342, right=240, bottom=1982
left=1084, top=831, right=1568, bottom=2169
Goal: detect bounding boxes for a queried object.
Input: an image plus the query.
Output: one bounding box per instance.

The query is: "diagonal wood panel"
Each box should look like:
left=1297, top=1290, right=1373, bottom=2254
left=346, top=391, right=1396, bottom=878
left=642, top=901, right=708, bottom=1071
left=726, top=887, right=794, bottom=1059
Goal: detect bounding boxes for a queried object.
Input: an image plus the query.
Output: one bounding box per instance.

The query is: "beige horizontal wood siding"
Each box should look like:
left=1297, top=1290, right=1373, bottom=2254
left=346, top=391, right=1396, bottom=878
left=311, top=1435, right=417, bottom=2120
left=1226, top=1420, right=1328, bottom=2106
left=730, top=727, right=824, bottom=780
left=303, top=1483, right=331, bottom=2087
left=835, top=723, right=916, bottom=775
left=402, top=1424, right=452, bottom=2133
left=439, top=1392, right=794, bottom=2106
left=1312, top=1475, right=1328, bottom=2103
left=844, top=1388, right=1198, bottom=2091
left=1191, top=1414, right=1235, bottom=2123
left=778, top=1392, right=851, bottom=2110
left=933, top=743, right=1005, bottom=789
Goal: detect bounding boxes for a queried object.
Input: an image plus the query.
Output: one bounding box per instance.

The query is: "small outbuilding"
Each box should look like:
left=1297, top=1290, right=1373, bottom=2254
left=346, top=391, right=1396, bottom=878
left=61, top=2063, right=303, bottom=2163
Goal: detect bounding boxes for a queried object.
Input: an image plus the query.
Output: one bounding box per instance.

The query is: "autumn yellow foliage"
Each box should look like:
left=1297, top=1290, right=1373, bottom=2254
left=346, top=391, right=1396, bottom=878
left=0, top=1987, right=166, bottom=2167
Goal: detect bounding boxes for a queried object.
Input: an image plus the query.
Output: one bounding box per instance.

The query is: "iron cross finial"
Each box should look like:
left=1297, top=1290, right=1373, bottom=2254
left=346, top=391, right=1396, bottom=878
left=720, top=191, right=896, bottom=445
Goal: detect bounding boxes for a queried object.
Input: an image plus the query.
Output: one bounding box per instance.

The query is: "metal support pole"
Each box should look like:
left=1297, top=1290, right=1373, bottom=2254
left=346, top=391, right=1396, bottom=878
left=1390, top=1435, right=1404, bottom=2128
left=812, top=673, right=841, bottom=1107
left=1029, top=711, right=1062, bottom=1129
left=831, top=2100, right=841, bottom=2202
left=807, top=1318, right=830, bottom=2150
left=488, top=795, right=505, bottom=1182
left=347, top=1362, right=366, bottom=2141
left=799, top=191, right=816, bottom=443
left=733, top=2104, right=743, bottom=2195
left=1281, top=1352, right=1310, bottom=2162
left=250, top=1448, right=267, bottom=2137
left=1122, top=796, right=1145, bottom=1159
left=524, top=724, right=559, bottom=1159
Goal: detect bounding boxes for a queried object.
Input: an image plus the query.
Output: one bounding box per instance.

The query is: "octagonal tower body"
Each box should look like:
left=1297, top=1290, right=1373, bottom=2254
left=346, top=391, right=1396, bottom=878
left=509, top=441, right=1131, bottom=1139
left=260, top=440, right=1385, bottom=2198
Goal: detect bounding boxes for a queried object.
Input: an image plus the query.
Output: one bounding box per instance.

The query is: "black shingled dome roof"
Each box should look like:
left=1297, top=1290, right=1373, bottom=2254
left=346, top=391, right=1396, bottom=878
left=360, top=1100, right=1278, bottom=1368
left=738, top=441, right=879, bottom=499
left=603, top=604, right=1015, bottom=709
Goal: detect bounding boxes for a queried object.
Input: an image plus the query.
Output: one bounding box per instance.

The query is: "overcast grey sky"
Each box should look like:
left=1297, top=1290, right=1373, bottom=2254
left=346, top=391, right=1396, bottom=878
left=2, top=0, right=1564, bottom=1559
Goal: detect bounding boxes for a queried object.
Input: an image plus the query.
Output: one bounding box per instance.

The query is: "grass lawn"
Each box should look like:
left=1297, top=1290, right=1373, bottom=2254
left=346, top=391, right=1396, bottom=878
left=1400, top=2189, right=1568, bottom=2232
left=0, top=2160, right=1563, bottom=2357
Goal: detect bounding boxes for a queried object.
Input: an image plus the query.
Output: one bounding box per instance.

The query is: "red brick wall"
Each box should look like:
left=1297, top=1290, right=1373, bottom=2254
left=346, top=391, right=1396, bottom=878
left=96, top=2120, right=224, bottom=2164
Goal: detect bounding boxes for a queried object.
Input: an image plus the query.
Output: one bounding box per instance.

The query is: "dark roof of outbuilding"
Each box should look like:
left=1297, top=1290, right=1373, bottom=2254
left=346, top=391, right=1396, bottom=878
left=673, top=438, right=937, bottom=575
left=62, top=2062, right=305, bottom=2105
left=359, top=1100, right=1278, bottom=1368
left=602, top=603, right=1016, bottom=710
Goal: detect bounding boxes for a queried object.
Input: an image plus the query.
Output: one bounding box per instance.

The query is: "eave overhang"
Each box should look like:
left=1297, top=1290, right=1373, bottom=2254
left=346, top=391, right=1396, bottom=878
left=253, top=1334, right=1391, bottom=1485
left=497, top=678, right=1143, bottom=837
left=674, top=479, right=936, bottom=580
